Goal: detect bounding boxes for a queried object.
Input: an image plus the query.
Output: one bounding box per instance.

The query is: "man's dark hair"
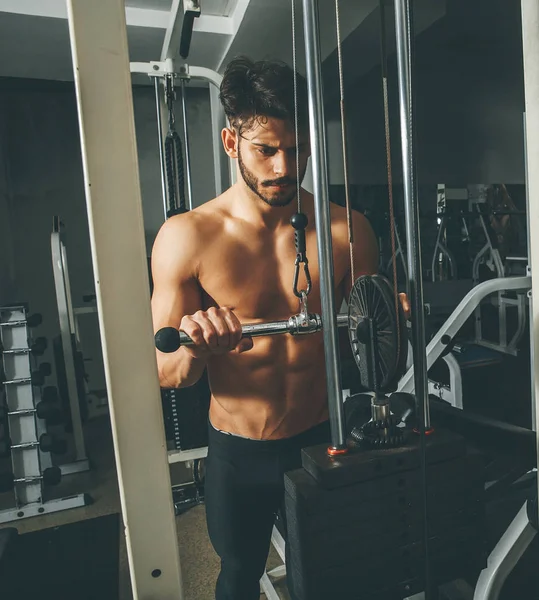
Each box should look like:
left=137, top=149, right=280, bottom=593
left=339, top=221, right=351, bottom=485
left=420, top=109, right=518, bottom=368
left=219, top=56, right=309, bottom=136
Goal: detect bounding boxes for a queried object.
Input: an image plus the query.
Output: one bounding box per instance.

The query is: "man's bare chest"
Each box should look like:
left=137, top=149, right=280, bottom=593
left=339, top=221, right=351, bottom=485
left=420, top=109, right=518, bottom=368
left=197, top=229, right=349, bottom=321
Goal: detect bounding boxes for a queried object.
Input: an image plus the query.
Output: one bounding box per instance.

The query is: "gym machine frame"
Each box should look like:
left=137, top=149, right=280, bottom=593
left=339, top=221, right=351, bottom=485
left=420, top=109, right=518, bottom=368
left=398, top=275, right=531, bottom=395
left=67, top=1, right=184, bottom=597
left=130, top=58, right=237, bottom=209
left=65, top=0, right=372, bottom=595
left=51, top=217, right=91, bottom=473
left=471, top=201, right=528, bottom=357
left=66, top=2, right=539, bottom=600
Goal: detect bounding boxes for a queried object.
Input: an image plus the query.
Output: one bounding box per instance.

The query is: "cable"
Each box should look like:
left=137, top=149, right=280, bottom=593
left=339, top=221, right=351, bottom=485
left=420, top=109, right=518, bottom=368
left=335, top=0, right=355, bottom=286
left=291, top=0, right=302, bottom=216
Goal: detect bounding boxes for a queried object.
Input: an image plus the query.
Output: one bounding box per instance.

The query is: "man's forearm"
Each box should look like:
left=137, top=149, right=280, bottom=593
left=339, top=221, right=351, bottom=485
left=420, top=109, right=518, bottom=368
left=157, top=349, right=208, bottom=388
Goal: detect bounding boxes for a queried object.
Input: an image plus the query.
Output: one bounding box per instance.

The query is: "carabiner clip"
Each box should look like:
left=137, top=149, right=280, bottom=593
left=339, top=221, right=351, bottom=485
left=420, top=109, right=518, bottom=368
left=293, top=254, right=312, bottom=299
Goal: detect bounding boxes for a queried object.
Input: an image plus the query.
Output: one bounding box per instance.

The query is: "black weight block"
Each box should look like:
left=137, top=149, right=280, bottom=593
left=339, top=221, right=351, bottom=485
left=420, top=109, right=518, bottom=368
left=288, top=525, right=486, bottom=600
left=286, top=510, right=484, bottom=570
left=285, top=445, right=486, bottom=600
left=302, top=427, right=466, bottom=490
left=288, top=448, right=484, bottom=516
left=288, top=540, right=486, bottom=600
left=284, top=479, right=485, bottom=572
left=284, top=478, right=484, bottom=550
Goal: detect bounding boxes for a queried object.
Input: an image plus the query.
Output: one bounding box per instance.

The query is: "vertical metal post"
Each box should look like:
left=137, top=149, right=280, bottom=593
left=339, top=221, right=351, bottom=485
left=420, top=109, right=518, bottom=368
left=154, top=77, right=169, bottom=220
left=180, top=78, right=194, bottom=210
left=52, top=231, right=88, bottom=463
left=394, top=0, right=430, bottom=429
left=523, top=113, right=536, bottom=430
left=66, top=1, right=184, bottom=598
left=302, top=0, right=346, bottom=450
left=394, top=1, right=432, bottom=597
left=521, top=0, right=539, bottom=524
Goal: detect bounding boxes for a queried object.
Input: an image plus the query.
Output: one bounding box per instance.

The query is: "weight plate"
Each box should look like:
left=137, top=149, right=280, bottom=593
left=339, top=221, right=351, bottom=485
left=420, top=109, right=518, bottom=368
left=348, top=274, right=408, bottom=392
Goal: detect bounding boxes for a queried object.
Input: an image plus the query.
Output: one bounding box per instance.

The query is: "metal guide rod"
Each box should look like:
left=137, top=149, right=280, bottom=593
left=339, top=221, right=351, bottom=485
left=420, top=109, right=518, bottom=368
left=154, top=78, right=169, bottom=220
left=520, top=0, right=539, bottom=529
left=394, top=0, right=432, bottom=597
left=302, top=0, right=346, bottom=450
left=523, top=113, right=536, bottom=430
left=66, top=0, right=183, bottom=598
left=393, top=0, right=429, bottom=429
left=180, top=78, right=194, bottom=210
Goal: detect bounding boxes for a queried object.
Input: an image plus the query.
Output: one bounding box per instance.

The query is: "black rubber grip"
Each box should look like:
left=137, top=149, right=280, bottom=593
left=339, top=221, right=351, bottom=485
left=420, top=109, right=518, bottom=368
left=155, top=328, right=181, bottom=353
left=295, top=229, right=306, bottom=255
left=180, top=11, right=199, bottom=59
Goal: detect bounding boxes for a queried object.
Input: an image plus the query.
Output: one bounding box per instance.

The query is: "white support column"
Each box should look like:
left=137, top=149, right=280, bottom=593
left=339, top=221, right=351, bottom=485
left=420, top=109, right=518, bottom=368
left=66, top=1, right=183, bottom=599
left=521, top=0, right=539, bottom=527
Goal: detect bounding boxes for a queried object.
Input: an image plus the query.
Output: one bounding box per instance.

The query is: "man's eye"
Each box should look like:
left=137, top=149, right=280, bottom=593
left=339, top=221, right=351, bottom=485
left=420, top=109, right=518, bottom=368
left=258, top=148, right=275, bottom=156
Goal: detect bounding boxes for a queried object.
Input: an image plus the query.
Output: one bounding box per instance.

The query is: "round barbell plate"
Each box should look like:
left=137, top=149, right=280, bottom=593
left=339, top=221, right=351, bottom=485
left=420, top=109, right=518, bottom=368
left=348, top=274, right=408, bottom=392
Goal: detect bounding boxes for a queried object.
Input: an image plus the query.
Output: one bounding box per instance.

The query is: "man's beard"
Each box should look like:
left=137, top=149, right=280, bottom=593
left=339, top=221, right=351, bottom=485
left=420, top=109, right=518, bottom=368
left=238, top=147, right=305, bottom=208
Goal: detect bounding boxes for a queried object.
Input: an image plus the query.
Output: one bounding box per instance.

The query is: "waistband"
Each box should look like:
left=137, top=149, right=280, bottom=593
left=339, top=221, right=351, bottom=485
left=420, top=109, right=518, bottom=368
left=207, top=418, right=330, bottom=454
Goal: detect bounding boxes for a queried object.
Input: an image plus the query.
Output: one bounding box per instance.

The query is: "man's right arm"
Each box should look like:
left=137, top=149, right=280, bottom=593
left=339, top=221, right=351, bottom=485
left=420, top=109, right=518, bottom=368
left=151, top=215, right=252, bottom=389
left=151, top=215, right=207, bottom=388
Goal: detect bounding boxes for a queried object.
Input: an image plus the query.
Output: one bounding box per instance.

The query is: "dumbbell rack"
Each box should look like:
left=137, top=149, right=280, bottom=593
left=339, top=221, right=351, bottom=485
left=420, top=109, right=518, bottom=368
left=0, top=305, right=90, bottom=523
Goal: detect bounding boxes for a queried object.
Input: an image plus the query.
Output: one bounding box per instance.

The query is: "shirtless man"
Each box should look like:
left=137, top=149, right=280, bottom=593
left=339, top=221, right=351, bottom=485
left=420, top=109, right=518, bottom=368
left=151, top=57, right=379, bottom=599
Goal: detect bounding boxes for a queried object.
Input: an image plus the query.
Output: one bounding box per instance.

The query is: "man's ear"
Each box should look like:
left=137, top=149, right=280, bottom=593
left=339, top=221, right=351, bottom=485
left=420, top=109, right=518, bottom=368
left=222, top=127, right=238, bottom=159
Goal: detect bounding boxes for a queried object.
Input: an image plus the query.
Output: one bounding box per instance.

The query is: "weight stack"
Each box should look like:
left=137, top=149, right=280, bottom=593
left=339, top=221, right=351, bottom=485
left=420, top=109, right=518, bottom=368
left=161, top=370, right=211, bottom=451
left=284, top=429, right=487, bottom=600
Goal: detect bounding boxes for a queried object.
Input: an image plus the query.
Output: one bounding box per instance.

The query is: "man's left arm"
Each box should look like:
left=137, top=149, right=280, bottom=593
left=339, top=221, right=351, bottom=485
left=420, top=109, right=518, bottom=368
left=343, top=210, right=379, bottom=300
left=342, top=210, right=410, bottom=318
left=338, top=210, right=379, bottom=387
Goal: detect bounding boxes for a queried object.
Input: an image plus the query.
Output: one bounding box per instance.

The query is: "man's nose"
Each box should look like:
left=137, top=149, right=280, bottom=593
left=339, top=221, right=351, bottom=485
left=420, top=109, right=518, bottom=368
left=272, top=151, right=293, bottom=177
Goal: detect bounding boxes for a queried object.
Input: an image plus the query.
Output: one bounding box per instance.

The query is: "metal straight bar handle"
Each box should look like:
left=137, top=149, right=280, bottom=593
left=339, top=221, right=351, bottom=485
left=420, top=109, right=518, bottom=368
left=302, top=0, right=347, bottom=452
left=156, top=314, right=349, bottom=352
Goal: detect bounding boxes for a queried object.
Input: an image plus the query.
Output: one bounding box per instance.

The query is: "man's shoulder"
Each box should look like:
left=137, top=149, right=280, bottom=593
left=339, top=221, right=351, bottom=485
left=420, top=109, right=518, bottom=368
left=152, top=196, right=229, bottom=262
left=165, top=196, right=228, bottom=236
left=330, top=202, right=370, bottom=230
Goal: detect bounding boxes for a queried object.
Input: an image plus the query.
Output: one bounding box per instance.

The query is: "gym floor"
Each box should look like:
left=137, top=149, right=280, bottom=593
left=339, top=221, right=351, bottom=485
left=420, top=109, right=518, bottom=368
left=0, top=416, right=288, bottom=600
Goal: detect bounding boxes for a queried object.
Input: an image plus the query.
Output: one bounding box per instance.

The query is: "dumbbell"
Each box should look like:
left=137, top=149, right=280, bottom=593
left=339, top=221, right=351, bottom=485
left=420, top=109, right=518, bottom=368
left=27, top=313, right=43, bottom=328
left=31, top=337, right=48, bottom=356
left=0, top=438, right=10, bottom=458
left=31, top=362, right=52, bottom=387
left=35, top=387, right=64, bottom=425
left=0, top=466, right=62, bottom=493
left=10, top=433, right=67, bottom=455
